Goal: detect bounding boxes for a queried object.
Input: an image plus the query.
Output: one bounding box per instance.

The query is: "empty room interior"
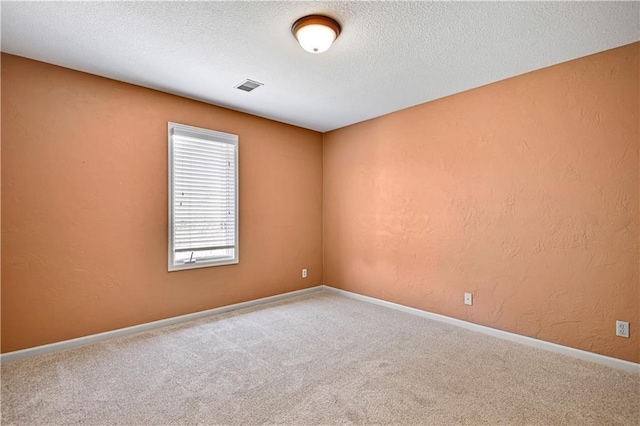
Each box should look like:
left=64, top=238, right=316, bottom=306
left=1, top=1, right=639, bottom=425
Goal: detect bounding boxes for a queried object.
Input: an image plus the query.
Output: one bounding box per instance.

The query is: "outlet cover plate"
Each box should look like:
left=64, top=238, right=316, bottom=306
left=464, top=293, right=473, bottom=306
left=616, top=320, right=629, bottom=338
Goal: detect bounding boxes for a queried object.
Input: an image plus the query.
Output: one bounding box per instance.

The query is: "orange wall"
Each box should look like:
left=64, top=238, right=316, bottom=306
left=1, top=54, right=323, bottom=353
left=323, top=43, right=639, bottom=363
left=2, top=44, right=639, bottom=363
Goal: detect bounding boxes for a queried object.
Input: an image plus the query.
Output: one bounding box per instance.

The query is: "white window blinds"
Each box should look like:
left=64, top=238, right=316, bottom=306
left=168, top=123, right=238, bottom=271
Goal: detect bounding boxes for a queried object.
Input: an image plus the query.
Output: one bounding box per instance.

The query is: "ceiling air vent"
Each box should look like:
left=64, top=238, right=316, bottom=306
left=235, top=79, right=263, bottom=92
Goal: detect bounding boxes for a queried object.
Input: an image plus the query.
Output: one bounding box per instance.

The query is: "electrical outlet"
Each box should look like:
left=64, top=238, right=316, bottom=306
left=302, top=268, right=308, bottom=278
left=464, top=292, right=473, bottom=306
left=616, top=321, right=629, bottom=338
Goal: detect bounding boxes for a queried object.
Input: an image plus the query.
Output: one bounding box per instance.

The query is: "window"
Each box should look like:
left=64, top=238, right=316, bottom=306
left=168, top=122, right=238, bottom=271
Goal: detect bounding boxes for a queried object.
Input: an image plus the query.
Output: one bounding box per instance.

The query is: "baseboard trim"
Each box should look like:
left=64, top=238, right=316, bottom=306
left=0, top=286, right=324, bottom=363
left=4, top=284, right=637, bottom=373
left=321, top=285, right=640, bottom=374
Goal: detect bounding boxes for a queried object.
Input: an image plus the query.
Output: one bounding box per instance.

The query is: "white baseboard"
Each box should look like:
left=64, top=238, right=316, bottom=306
left=0, top=286, right=323, bottom=364
left=321, top=285, right=640, bottom=374
left=3, top=284, right=638, bottom=373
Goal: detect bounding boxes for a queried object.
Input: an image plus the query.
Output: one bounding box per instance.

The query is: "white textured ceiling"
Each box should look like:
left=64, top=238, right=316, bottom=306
left=1, top=1, right=638, bottom=132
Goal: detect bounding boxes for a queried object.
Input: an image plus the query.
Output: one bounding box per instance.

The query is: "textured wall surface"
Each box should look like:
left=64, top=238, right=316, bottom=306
left=1, top=54, right=323, bottom=353
left=323, top=43, right=639, bottom=363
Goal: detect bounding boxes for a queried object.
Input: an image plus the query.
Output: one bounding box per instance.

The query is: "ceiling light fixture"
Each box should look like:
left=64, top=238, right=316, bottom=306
left=292, top=15, right=341, bottom=54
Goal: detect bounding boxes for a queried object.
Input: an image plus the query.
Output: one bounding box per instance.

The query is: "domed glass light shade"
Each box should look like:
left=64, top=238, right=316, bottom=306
left=292, top=15, right=341, bottom=54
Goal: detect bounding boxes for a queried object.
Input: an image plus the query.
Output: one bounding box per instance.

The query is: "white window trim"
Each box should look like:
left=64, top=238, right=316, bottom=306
left=168, top=122, right=239, bottom=271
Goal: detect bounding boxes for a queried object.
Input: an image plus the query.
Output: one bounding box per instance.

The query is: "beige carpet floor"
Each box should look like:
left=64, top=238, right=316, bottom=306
left=1, top=292, right=639, bottom=425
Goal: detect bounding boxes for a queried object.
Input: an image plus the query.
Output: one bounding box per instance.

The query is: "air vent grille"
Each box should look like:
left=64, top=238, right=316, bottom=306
left=235, top=79, right=263, bottom=92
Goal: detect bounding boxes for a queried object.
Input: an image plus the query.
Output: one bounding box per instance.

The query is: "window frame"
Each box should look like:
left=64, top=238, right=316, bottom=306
left=167, top=122, right=239, bottom=272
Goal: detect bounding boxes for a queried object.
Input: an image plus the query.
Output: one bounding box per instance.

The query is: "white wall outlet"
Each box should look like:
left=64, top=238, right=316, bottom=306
left=302, top=268, right=308, bottom=278
left=464, top=292, right=473, bottom=306
left=616, top=320, right=629, bottom=338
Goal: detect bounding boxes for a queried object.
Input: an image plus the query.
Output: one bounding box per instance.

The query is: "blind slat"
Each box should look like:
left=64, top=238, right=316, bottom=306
left=174, top=220, right=232, bottom=227
left=174, top=154, right=234, bottom=165
left=174, top=139, right=235, bottom=151
left=175, top=246, right=235, bottom=251
left=175, top=195, right=235, bottom=201
left=174, top=227, right=234, bottom=236
left=175, top=238, right=234, bottom=243
left=175, top=238, right=235, bottom=245
left=173, top=148, right=235, bottom=162
left=174, top=135, right=236, bottom=148
left=175, top=166, right=236, bottom=176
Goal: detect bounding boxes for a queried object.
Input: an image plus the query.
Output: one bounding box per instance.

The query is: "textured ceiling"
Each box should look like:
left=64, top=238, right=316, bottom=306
left=1, top=1, right=638, bottom=132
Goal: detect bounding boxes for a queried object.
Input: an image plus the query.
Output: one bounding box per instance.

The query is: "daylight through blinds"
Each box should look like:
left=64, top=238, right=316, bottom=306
left=169, top=124, right=238, bottom=269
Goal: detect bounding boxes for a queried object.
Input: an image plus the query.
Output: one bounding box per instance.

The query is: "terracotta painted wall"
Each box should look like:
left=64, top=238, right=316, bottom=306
left=1, top=54, right=323, bottom=353
left=323, top=43, right=639, bottom=363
